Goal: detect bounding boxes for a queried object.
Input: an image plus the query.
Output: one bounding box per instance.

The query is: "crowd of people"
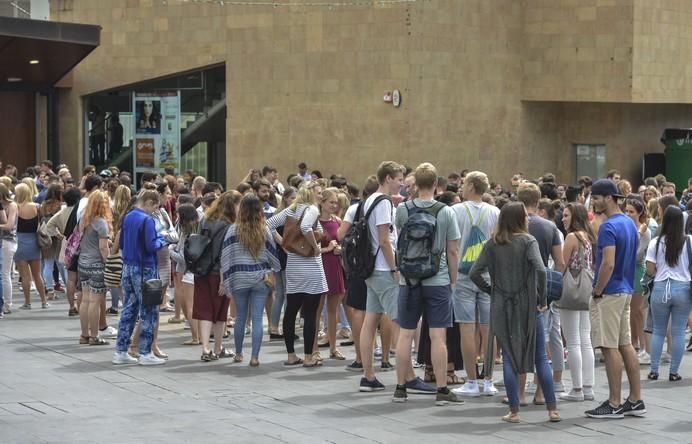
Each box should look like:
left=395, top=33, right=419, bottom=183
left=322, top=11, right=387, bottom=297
left=1, top=158, right=692, bottom=423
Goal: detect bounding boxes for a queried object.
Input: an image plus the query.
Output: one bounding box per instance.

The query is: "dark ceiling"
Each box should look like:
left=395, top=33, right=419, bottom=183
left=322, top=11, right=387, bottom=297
left=0, top=16, right=100, bottom=91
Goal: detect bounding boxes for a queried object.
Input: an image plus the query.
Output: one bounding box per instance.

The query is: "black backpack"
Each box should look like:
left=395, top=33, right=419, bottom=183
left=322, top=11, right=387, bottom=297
left=184, top=219, right=227, bottom=276
left=341, top=195, right=391, bottom=281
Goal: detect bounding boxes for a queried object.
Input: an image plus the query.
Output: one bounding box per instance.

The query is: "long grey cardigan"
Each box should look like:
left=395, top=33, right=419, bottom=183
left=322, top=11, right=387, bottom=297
left=469, top=233, right=547, bottom=374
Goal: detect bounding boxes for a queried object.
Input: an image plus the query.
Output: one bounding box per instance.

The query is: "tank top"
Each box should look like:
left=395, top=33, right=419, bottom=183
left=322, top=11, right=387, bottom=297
left=0, top=204, right=17, bottom=241
left=17, top=214, right=38, bottom=233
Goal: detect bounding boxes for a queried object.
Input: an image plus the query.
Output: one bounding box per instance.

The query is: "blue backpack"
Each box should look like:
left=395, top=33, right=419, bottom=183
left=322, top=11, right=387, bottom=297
left=459, top=203, right=488, bottom=274
left=397, top=200, right=445, bottom=285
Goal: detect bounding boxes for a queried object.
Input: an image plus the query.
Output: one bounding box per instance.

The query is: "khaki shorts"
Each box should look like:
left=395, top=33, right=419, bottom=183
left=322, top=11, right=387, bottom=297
left=590, top=293, right=632, bottom=349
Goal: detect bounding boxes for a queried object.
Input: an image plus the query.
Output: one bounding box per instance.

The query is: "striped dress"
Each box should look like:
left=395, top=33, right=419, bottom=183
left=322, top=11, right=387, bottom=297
left=267, top=204, right=328, bottom=295
left=220, top=224, right=281, bottom=295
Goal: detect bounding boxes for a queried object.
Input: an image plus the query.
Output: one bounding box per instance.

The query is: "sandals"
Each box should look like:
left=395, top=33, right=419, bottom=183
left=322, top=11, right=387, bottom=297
left=502, top=413, right=520, bottom=423
left=201, top=351, right=214, bottom=362
left=303, top=360, right=323, bottom=368
left=283, top=358, right=304, bottom=366
left=647, top=371, right=659, bottom=380
left=167, top=317, right=183, bottom=324
left=447, top=371, right=464, bottom=385
left=502, top=397, right=528, bottom=407
left=79, top=335, right=90, bottom=345
left=217, top=347, right=235, bottom=359
left=533, top=398, right=546, bottom=406
left=669, top=373, right=682, bottom=381
left=88, top=337, right=109, bottom=346
left=548, top=410, right=562, bottom=422
left=182, top=339, right=200, bottom=346
left=153, top=349, right=168, bottom=360
left=233, top=354, right=244, bottom=363
left=330, top=350, right=346, bottom=360
left=312, top=351, right=323, bottom=362
left=424, top=366, right=436, bottom=383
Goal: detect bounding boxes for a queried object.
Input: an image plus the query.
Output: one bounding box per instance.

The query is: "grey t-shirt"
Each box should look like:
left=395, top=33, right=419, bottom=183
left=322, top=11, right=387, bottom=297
left=451, top=200, right=500, bottom=277
left=395, top=199, right=460, bottom=286
left=528, top=215, right=562, bottom=267
left=78, top=217, right=109, bottom=265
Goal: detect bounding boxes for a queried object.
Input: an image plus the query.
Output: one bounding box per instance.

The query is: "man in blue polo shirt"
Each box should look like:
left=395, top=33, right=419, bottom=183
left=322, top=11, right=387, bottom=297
left=585, top=179, right=646, bottom=419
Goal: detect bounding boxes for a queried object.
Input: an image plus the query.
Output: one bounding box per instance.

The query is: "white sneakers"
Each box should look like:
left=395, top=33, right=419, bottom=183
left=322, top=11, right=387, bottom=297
left=639, top=351, right=651, bottom=365
left=112, top=351, right=138, bottom=365
left=101, top=326, right=118, bottom=339
left=553, top=381, right=565, bottom=393
left=452, top=380, right=498, bottom=397
left=112, top=351, right=165, bottom=366
left=559, top=389, right=584, bottom=402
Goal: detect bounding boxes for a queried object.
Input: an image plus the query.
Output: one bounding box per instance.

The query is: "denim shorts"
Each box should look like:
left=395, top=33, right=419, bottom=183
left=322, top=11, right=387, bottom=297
left=365, top=270, right=398, bottom=321
left=452, top=276, right=490, bottom=324
left=398, top=284, right=453, bottom=330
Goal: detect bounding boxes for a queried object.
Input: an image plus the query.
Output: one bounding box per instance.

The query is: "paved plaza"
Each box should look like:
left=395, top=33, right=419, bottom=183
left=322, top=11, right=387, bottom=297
left=1, top=292, right=692, bottom=444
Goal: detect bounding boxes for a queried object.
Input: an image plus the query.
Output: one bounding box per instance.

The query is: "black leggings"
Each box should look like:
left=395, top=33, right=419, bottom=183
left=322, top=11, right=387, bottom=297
left=284, top=292, right=323, bottom=355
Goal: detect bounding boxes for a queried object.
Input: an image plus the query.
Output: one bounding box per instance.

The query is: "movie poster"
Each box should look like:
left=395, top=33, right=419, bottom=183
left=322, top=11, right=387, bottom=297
left=133, top=92, right=180, bottom=177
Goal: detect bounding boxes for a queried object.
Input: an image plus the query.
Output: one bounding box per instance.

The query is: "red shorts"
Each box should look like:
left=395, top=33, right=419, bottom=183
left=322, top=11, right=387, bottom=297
left=192, top=274, right=229, bottom=323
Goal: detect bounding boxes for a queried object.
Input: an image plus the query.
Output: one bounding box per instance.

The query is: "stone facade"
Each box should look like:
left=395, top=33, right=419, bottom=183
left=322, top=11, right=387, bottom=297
left=51, top=0, right=692, bottom=188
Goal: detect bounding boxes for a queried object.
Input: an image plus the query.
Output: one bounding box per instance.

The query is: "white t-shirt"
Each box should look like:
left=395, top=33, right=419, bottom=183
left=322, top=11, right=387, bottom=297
left=344, top=202, right=358, bottom=224
left=362, top=193, right=396, bottom=271
left=646, top=235, right=692, bottom=282
left=76, top=196, right=89, bottom=222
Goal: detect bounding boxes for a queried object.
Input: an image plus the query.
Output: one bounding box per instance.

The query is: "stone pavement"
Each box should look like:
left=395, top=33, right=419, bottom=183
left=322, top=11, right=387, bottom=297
left=1, top=295, right=692, bottom=444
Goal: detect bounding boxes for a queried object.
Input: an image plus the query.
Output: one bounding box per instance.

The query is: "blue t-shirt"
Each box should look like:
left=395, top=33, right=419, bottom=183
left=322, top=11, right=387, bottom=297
left=594, top=213, right=638, bottom=295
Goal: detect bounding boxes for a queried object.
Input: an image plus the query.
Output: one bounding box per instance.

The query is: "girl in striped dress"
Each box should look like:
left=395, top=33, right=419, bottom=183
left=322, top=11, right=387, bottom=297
left=268, top=181, right=328, bottom=368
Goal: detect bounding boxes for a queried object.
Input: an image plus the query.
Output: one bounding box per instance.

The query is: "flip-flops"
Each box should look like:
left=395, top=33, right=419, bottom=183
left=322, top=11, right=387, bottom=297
left=283, top=358, right=304, bottom=366
left=302, top=360, right=323, bottom=368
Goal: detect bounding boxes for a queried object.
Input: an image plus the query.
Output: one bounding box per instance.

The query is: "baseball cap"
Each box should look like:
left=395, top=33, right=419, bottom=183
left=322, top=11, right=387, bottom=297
left=99, top=169, right=113, bottom=178
left=591, top=179, right=624, bottom=198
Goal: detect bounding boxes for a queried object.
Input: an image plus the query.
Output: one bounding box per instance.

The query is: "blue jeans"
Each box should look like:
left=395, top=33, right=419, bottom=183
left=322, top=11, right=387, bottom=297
left=270, top=270, right=286, bottom=328
left=503, top=313, right=556, bottom=411
left=650, top=279, right=692, bottom=375
left=115, top=264, right=159, bottom=354
left=42, top=257, right=66, bottom=291
left=110, top=287, right=121, bottom=310
left=234, top=281, right=269, bottom=358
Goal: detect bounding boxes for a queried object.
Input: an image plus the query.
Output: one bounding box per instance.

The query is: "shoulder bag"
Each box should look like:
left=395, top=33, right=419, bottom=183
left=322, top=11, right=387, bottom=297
left=283, top=206, right=318, bottom=257
left=556, top=238, right=593, bottom=311
left=139, top=217, right=163, bottom=307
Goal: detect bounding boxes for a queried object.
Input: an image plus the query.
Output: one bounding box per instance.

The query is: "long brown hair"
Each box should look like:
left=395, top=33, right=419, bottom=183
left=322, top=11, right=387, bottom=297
left=205, top=190, right=241, bottom=223
left=236, top=194, right=266, bottom=259
left=565, top=203, right=596, bottom=245
left=492, top=202, right=528, bottom=245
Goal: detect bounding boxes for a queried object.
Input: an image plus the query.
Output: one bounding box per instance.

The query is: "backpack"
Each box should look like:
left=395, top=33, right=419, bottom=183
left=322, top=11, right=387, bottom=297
left=185, top=219, right=226, bottom=276
left=341, top=195, right=391, bottom=281
left=458, top=203, right=488, bottom=274
left=397, top=200, right=445, bottom=284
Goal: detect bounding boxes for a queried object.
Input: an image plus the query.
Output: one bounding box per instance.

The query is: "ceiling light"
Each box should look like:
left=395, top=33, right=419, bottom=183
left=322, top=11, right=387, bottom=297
left=29, top=59, right=39, bottom=65
left=7, top=77, right=22, bottom=82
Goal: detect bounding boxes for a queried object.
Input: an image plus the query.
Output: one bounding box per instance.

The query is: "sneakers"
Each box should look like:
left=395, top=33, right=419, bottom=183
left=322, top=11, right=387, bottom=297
left=184, top=320, right=191, bottom=330
left=41, top=302, right=49, bottom=309
left=482, top=380, right=498, bottom=396
left=553, top=381, right=565, bottom=393
left=661, top=352, right=671, bottom=364
left=100, top=325, right=118, bottom=338
left=525, top=381, right=537, bottom=393
left=585, top=400, right=624, bottom=419
left=436, top=389, right=465, bottom=406
left=345, top=361, right=363, bottom=372
left=452, top=381, right=480, bottom=397
left=20, top=303, right=31, bottom=310
left=106, top=307, right=119, bottom=316
left=583, top=388, right=595, bottom=401
left=374, top=346, right=383, bottom=361
left=380, top=361, right=395, bottom=371
left=622, top=398, right=647, bottom=417
left=359, top=377, right=385, bottom=392
left=404, top=377, right=436, bottom=394
left=638, top=351, right=651, bottom=365
left=68, top=307, right=79, bottom=317
left=412, top=358, right=425, bottom=369
left=392, top=385, right=408, bottom=403
left=112, top=351, right=138, bottom=365
left=559, top=389, right=585, bottom=402
left=138, top=352, right=166, bottom=366
left=3, top=306, right=11, bottom=314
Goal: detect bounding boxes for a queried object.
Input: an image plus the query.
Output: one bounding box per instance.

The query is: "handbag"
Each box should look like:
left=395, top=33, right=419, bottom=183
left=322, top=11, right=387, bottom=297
left=282, top=207, right=318, bottom=257
left=546, top=267, right=563, bottom=304
left=64, top=229, right=82, bottom=269
left=104, top=252, right=123, bottom=288
left=37, top=218, right=52, bottom=250
left=138, top=217, right=163, bottom=307
left=557, top=243, right=593, bottom=310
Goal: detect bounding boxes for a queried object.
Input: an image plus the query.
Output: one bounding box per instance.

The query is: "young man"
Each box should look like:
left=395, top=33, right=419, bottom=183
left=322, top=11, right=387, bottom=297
left=252, top=178, right=276, bottom=219
left=359, top=161, right=410, bottom=392
left=450, top=171, right=500, bottom=397
left=517, top=182, right=566, bottom=402
left=393, top=163, right=463, bottom=405
left=586, top=179, right=645, bottom=419
left=262, top=165, right=285, bottom=195
left=661, top=182, right=676, bottom=197
left=606, top=169, right=621, bottom=184
left=297, top=162, right=311, bottom=182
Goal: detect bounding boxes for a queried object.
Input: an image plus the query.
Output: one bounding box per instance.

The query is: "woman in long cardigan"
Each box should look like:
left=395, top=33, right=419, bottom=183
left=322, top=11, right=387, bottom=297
left=469, top=202, right=560, bottom=423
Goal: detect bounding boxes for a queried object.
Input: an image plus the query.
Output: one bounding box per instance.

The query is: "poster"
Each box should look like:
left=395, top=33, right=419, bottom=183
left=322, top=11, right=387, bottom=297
left=133, top=92, right=180, bottom=175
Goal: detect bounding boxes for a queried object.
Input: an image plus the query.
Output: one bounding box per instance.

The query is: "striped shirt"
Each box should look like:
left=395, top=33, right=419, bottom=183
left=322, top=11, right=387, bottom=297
left=267, top=204, right=328, bottom=295
left=220, top=224, right=281, bottom=296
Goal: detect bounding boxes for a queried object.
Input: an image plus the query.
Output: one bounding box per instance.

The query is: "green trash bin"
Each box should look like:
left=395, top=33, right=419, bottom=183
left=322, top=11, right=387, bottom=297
left=661, top=128, right=692, bottom=196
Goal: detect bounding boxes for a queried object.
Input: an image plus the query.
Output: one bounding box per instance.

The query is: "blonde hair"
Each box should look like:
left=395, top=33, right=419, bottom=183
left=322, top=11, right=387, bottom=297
left=112, top=185, right=132, bottom=231
left=14, top=183, right=32, bottom=205
left=337, top=191, right=351, bottom=219
left=465, top=171, right=490, bottom=195
left=21, top=177, right=38, bottom=197
left=517, top=182, right=541, bottom=208
left=0, top=176, right=12, bottom=192
left=81, top=190, right=112, bottom=235
left=290, top=181, right=320, bottom=210
left=376, top=161, right=405, bottom=185
left=319, top=187, right=340, bottom=215
left=618, top=179, right=632, bottom=197
left=414, top=162, right=437, bottom=190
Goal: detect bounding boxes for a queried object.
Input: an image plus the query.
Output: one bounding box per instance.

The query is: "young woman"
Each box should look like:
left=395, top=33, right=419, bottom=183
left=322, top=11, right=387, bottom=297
left=624, top=197, right=652, bottom=364
left=269, top=187, right=297, bottom=338
left=0, top=183, right=17, bottom=313
left=316, top=188, right=347, bottom=360
left=112, top=189, right=167, bottom=366
left=40, top=184, right=65, bottom=301
left=645, top=206, right=692, bottom=381
left=469, top=202, right=560, bottom=423
left=77, top=190, right=112, bottom=345
left=558, top=203, right=596, bottom=402
left=21, top=177, right=39, bottom=200
left=14, top=183, right=48, bottom=309
left=106, top=184, right=132, bottom=315
left=267, top=182, right=328, bottom=368
left=194, top=191, right=240, bottom=362
left=168, top=203, right=200, bottom=345
left=153, top=182, right=175, bottom=314
left=221, top=194, right=280, bottom=366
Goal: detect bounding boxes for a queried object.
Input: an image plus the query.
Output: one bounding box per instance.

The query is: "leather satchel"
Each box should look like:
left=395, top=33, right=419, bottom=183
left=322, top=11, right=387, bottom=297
left=282, top=208, right=318, bottom=257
